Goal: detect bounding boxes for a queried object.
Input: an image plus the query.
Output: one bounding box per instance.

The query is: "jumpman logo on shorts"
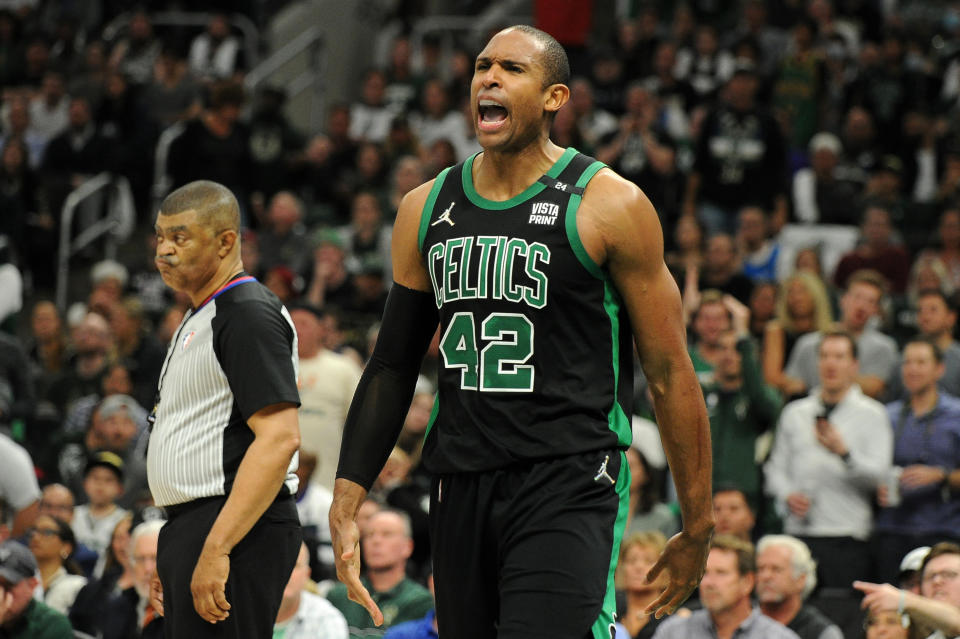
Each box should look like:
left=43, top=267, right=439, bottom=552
left=431, top=202, right=456, bottom=227
left=594, top=455, right=615, bottom=484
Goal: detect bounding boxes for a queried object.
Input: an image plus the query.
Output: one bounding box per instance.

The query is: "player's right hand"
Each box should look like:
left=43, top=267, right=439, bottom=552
left=149, top=575, right=164, bottom=616
left=330, top=492, right=383, bottom=626
left=644, top=527, right=711, bottom=618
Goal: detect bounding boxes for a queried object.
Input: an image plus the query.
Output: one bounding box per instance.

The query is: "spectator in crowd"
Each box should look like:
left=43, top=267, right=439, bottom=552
left=109, top=296, right=164, bottom=409
left=651, top=535, right=800, bottom=639
left=349, top=69, right=395, bottom=145
left=839, top=106, right=879, bottom=185
left=674, top=24, right=735, bottom=106
left=257, top=191, right=312, bottom=278
left=748, top=282, right=778, bottom=342
left=0, top=433, right=38, bottom=538
left=326, top=509, right=433, bottom=635
left=833, top=205, right=911, bottom=295
left=616, top=531, right=670, bottom=639
left=274, top=542, right=348, bottom=639
left=410, top=77, right=472, bottom=161
left=918, top=208, right=960, bottom=292
left=69, top=513, right=136, bottom=637
left=0, top=539, right=73, bottom=638
left=387, top=155, right=426, bottom=214
left=166, top=80, right=251, bottom=218
left=791, top=132, right=862, bottom=225
left=784, top=269, right=898, bottom=399
left=28, top=513, right=86, bottom=615
left=304, top=231, right=357, bottom=311
left=737, top=206, right=779, bottom=283
left=702, top=323, right=782, bottom=510
left=875, top=337, right=960, bottom=583
left=888, top=255, right=956, bottom=347
left=36, top=483, right=96, bottom=575
left=383, top=35, right=422, bottom=114
left=764, top=272, right=834, bottom=398
left=756, top=535, right=843, bottom=639
left=665, top=214, right=704, bottom=280
left=1, top=95, right=46, bottom=168
left=292, top=451, right=334, bottom=580
left=0, top=328, right=33, bottom=433
left=696, top=233, right=755, bottom=305
left=596, top=82, right=684, bottom=224
left=886, top=289, right=960, bottom=400
left=140, top=44, right=202, bottom=129
left=188, top=13, right=244, bottom=81
left=290, top=305, right=361, bottom=492
left=765, top=329, right=892, bottom=589
left=39, top=94, right=110, bottom=214
left=687, top=290, right=734, bottom=382
left=70, top=451, right=129, bottom=566
left=0, top=139, right=42, bottom=278
left=855, top=542, right=960, bottom=639
left=247, top=87, right=304, bottom=205
left=108, top=10, right=159, bottom=85
left=713, top=487, right=757, bottom=543
left=682, top=59, right=787, bottom=234
left=24, top=300, right=67, bottom=398
left=771, top=18, right=823, bottom=154
left=58, top=394, right=149, bottom=510
left=569, top=76, right=618, bottom=151
left=623, top=445, right=679, bottom=540
left=28, top=69, right=68, bottom=143
left=339, top=190, right=392, bottom=282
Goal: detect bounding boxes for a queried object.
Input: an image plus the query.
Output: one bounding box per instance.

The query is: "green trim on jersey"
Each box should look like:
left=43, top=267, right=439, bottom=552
left=461, top=147, right=578, bottom=210
left=417, top=166, right=453, bottom=253
left=591, top=449, right=631, bottom=639
left=423, top=393, right=440, bottom=445
left=564, top=160, right=607, bottom=279
left=603, top=281, right=633, bottom=446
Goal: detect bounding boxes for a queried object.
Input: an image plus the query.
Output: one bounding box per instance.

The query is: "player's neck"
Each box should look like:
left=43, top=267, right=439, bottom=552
left=759, top=595, right=801, bottom=626
left=472, top=139, right=565, bottom=202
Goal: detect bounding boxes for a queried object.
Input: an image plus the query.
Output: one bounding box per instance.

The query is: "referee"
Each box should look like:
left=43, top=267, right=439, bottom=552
left=147, top=180, right=302, bottom=637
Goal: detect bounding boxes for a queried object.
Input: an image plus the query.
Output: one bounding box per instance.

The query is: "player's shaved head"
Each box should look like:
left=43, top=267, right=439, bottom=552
left=159, top=180, right=240, bottom=233
left=498, top=24, right=569, bottom=88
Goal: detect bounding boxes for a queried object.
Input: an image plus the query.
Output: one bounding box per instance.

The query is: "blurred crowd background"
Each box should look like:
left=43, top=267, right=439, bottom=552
left=2, top=0, right=960, bottom=638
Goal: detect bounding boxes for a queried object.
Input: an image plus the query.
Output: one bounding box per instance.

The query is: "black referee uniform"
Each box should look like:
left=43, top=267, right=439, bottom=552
left=148, top=274, right=302, bottom=638
left=417, top=149, right=632, bottom=639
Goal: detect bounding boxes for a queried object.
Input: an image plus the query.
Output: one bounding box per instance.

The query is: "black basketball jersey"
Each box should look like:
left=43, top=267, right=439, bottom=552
left=417, top=148, right=634, bottom=473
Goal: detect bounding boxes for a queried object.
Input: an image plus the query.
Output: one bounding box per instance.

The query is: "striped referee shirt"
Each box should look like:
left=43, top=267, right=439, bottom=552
left=147, top=274, right=301, bottom=507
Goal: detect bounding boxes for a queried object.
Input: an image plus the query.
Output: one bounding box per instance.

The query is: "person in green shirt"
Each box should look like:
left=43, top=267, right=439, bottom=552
left=326, top=509, right=432, bottom=637
left=0, top=540, right=73, bottom=639
left=702, top=325, right=783, bottom=511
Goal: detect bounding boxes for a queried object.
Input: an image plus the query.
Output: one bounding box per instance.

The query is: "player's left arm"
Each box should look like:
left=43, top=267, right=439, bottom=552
left=191, top=402, right=300, bottom=624
left=579, top=171, right=714, bottom=617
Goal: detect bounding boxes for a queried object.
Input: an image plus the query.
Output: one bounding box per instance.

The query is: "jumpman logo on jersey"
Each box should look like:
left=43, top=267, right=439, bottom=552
left=431, top=202, right=456, bottom=227
left=594, top=455, right=615, bottom=484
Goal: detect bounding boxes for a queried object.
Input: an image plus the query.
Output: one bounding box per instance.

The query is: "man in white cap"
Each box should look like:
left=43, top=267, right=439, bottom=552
left=791, top=131, right=861, bottom=225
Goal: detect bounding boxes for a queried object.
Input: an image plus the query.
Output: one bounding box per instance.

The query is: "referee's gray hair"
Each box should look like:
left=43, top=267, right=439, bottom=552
left=129, top=519, right=165, bottom=559
left=757, top=534, right=818, bottom=599
left=159, top=180, right=240, bottom=233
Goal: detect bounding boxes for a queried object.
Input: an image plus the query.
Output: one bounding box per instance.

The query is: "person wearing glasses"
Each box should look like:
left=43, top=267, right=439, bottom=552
left=27, top=514, right=86, bottom=615
left=856, top=542, right=960, bottom=639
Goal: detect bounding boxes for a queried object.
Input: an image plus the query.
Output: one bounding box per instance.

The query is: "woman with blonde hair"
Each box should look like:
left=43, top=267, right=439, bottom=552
left=763, top=270, right=834, bottom=397
left=616, top=531, right=670, bottom=638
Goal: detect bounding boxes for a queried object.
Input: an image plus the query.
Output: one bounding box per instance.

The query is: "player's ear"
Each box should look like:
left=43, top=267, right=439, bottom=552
left=544, top=83, right=569, bottom=115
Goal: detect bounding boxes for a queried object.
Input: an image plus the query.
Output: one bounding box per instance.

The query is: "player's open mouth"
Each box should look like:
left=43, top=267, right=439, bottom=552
left=478, top=99, right=508, bottom=132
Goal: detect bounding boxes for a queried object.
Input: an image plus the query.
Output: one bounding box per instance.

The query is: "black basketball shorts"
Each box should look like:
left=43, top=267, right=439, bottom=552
left=429, top=448, right=630, bottom=639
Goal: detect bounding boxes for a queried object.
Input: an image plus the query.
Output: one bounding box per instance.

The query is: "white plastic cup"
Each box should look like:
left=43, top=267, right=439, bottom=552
left=886, top=466, right=903, bottom=507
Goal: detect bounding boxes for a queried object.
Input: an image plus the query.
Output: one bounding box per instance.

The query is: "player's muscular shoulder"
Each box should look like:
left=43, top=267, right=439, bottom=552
left=392, top=179, right=437, bottom=291
left=576, top=168, right=660, bottom=268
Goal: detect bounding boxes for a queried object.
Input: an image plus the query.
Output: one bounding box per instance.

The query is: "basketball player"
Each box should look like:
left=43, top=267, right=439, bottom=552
left=330, top=25, right=714, bottom=639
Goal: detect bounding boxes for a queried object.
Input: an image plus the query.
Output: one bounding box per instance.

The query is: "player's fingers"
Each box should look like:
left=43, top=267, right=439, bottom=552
left=644, top=553, right=668, bottom=584
left=653, top=587, right=691, bottom=619
left=347, top=583, right=383, bottom=626
left=213, top=587, right=231, bottom=612
left=643, top=587, right=673, bottom=616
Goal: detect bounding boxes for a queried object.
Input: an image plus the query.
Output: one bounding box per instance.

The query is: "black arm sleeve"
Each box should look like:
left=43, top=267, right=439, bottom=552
left=336, top=282, right=439, bottom=490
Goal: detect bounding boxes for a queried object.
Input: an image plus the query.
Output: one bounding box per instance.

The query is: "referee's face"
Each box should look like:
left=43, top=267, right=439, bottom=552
left=155, top=210, right=223, bottom=296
